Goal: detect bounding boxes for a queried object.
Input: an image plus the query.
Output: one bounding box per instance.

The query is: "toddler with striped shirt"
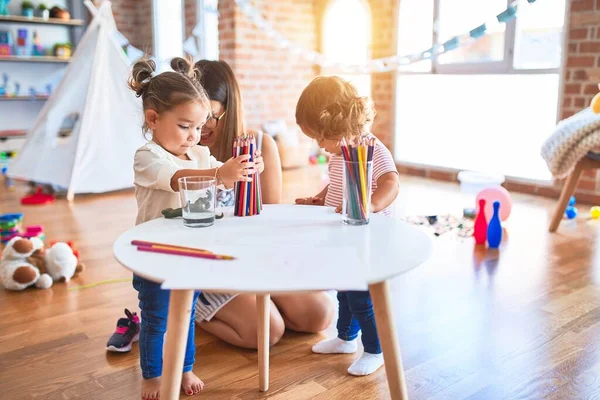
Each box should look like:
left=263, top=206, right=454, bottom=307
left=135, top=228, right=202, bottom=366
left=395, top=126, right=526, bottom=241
left=294, top=76, right=399, bottom=376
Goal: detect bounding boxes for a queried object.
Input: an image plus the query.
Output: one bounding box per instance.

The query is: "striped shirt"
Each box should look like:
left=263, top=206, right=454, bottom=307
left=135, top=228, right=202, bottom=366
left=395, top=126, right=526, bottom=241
left=324, top=136, right=398, bottom=216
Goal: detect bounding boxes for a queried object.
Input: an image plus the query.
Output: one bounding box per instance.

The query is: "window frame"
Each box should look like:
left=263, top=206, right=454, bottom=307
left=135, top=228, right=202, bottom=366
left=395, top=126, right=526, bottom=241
left=397, top=0, right=566, bottom=76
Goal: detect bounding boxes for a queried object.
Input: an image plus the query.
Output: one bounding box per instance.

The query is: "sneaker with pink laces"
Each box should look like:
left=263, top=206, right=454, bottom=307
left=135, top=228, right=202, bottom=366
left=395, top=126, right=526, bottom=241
left=106, top=309, right=140, bottom=352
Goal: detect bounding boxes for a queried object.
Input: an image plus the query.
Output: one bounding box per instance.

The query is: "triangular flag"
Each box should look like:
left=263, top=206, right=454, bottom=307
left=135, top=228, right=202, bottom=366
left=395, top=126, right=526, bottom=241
left=183, top=37, right=199, bottom=57
left=126, top=44, right=145, bottom=62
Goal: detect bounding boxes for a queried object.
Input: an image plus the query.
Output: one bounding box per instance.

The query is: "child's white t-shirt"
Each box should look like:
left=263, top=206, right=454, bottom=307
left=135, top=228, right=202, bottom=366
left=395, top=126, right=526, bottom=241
left=133, top=141, right=222, bottom=225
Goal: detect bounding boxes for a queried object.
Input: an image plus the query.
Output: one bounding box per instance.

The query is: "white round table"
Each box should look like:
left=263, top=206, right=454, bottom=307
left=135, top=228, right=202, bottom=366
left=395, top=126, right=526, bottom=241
left=114, top=204, right=431, bottom=400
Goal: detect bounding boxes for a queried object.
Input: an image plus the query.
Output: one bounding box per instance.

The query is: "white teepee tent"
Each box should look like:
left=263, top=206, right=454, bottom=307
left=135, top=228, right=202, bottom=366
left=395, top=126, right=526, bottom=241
left=8, top=1, right=145, bottom=200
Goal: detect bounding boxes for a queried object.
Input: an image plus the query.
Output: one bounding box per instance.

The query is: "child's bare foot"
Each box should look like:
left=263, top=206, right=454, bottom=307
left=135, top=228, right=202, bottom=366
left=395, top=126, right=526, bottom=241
left=181, top=371, right=204, bottom=396
left=141, top=377, right=161, bottom=400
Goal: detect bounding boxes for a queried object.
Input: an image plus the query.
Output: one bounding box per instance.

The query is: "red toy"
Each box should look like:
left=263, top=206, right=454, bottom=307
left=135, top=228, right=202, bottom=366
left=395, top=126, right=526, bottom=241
left=21, top=187, right=55, bottom=205
left=473, top=199, right=487, bottom=245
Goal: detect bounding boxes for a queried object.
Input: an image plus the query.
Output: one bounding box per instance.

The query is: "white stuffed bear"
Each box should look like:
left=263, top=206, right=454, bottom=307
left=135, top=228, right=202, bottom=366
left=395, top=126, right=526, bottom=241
left=45, top=242, right=81, bottom=282
left=0, top=237, right=53, bottom=290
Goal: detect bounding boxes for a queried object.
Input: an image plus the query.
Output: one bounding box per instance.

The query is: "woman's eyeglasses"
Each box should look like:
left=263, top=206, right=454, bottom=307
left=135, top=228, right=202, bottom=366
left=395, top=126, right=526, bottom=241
left=204, top=111, right=226, bottom=129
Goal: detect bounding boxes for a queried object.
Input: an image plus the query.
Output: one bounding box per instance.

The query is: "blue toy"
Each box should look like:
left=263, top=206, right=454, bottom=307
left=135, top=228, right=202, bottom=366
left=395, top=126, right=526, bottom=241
left=487, top=201, right=502, bottom=249
left=565, top=206, right=578, bottom=219
left=565, top=196, right=577, bottom=219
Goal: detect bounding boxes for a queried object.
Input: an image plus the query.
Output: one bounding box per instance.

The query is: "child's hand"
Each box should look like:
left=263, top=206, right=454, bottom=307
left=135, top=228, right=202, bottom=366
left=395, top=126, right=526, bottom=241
left=295, top=196, right=325, bottom=206
left=218, top=154, right=254, bottom=188
left=254, top=151, right=265, bottom=174
left=335, top=204, right=342, bottom=213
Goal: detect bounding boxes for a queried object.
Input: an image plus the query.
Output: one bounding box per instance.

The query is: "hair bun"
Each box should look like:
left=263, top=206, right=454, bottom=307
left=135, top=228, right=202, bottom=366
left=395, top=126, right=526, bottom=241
left=128, top=58, right=156, bottom=97
left=171, top=57, right=192, bottom=74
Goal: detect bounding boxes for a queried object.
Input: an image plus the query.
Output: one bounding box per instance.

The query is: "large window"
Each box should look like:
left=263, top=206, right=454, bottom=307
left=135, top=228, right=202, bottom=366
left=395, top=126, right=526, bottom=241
left=395, top=0, right=567, bottom=181
left=153, top=0, right=183, bottom=65
left=322, top=0, right=371, bottom=96
left=195, top=0, right=219, bottom=61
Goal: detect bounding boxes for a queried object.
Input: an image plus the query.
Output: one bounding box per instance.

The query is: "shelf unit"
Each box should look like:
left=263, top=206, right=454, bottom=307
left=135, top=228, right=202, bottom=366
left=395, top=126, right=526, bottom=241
left=0, top=95, right=49, bottom=101
left=0, top=15, right=84, bottom=26
left=0, top=1, right=86, bottom=141
left=0, top=128, right=71, bottom=139
left=0, top=55, right=70, bottom=63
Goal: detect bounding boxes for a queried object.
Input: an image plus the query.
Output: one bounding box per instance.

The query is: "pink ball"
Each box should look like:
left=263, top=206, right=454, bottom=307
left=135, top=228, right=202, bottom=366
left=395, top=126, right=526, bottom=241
left=476, top=187, right=512, bottom=222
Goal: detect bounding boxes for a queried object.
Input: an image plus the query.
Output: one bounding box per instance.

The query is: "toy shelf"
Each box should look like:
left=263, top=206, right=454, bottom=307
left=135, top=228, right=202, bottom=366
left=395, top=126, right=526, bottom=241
left=0, top=95, right=49, bottom=101
left=0, top=128, right=71, bottom=139
left=0, top=55, right=70, bottom=63
left=0, top=15, right=84, bottom=27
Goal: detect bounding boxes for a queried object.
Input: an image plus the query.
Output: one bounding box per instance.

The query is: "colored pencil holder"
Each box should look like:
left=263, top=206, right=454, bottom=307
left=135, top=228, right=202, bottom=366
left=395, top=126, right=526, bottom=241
left=342, top=160, right=373, bottom=226
left=233, top=136, right=262, bottom=217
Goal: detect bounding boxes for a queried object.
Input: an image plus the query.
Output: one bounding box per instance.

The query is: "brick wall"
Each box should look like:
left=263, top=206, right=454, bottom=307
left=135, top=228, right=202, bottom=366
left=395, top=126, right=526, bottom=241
left=368, top=0, right=396, bottom=150
left=218, top=0, right=318, bottom=130
left=110, top=0, right=153, bottom=53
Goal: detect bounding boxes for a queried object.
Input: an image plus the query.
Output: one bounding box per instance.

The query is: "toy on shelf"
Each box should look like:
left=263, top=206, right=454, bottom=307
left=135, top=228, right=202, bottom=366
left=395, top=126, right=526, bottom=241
left=32, top=30, right=43, bottom=56
left=0, top=0, right=10, bottom=16
left=590, top=206, right=600, bottom=219
left=37, top=3, right=49, bottom=19
left=53, top=42, right=71, bottom=58
left=565, top=196, right=578, bottom=220
left=317, top=154, right=327, bottom=164
left=21, top=187, right=55, bottom=205
left=15, top=28, right=29, bottom=56
left=0, top=30, right=12, bottom=56
left=309, top=155, right=318, bottom=165
left=50, top=5, right=70, bottom=20
left=21, top=1, right=34, bottom=17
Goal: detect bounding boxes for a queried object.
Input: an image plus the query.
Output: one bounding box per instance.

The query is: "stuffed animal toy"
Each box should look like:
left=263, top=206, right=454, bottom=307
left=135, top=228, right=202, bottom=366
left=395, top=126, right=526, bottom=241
left=0, top=236, right=52, bottom=290
left=0, top=237, right=84, bottom=291
left=45, top=242, right=84, bottom=282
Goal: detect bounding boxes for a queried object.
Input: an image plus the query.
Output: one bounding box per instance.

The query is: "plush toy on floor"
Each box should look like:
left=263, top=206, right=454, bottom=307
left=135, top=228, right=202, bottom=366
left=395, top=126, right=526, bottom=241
left=45, top=242, right=85, bottom=282
left=0, top=237, right=84, bottom=291
left=0, top=236, right=52, bottom=291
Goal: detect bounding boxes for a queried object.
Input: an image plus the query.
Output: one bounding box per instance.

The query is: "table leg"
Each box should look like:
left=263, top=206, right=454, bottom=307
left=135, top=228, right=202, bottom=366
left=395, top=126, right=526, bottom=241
left=369, top=280, right=409, bottom=400
left=257, top=294, right=270, bottom=392
left=160, top=289, right=195, bottom=400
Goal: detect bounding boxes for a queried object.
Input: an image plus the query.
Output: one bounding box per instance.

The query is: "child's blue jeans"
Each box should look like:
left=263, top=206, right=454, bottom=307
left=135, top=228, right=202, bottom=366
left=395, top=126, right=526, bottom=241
left=337, top=290, right=382, bottom=354
left=133, top=275, right=200, bottom=379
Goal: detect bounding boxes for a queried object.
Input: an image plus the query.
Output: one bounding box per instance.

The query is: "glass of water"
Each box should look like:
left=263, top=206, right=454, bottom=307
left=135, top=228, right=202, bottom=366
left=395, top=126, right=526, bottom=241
left=178, top=177, right=216, bottom=227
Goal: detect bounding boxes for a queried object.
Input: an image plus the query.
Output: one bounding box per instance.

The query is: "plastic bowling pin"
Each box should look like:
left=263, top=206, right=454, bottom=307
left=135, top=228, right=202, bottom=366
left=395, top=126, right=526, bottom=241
left=473, top=199, right=487, bottom=245
left=487, top=201, right=502, bottom=249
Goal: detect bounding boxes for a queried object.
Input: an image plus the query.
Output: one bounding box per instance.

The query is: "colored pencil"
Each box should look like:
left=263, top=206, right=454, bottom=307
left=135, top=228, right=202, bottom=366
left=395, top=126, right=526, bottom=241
left=137, top=246, right=236, bottom=260
left=340, top=136, right=375, bottom=221
left=131, top=240, right=213, bottom=253
left=233, top=135, right=262, bottom=216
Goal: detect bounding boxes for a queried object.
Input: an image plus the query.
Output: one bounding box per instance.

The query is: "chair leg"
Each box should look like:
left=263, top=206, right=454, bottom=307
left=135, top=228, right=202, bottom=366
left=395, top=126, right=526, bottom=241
left=549, top=160, right=585, bottom=232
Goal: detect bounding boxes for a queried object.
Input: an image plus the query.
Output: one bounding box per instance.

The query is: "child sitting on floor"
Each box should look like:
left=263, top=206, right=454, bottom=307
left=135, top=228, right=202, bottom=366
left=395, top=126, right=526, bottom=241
left=295, top=76, right=399, bottom=376
left=128, top=56, right=263, bottom=399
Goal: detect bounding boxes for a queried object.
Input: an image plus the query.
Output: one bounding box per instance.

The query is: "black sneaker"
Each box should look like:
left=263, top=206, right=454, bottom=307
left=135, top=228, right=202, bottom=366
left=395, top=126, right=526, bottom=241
left=106, top=309, right=140, bottom=352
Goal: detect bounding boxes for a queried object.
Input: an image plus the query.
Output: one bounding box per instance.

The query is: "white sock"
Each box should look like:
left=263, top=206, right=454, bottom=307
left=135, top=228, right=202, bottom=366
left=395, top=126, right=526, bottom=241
left=312, top=337, right=358, bottom=354
left=347, top=352, right=384, bottom=376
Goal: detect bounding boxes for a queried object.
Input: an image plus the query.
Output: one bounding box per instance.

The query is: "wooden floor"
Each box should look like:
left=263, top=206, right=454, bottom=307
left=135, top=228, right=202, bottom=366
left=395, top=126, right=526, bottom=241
left=1, top=167, right=600, bottom=400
